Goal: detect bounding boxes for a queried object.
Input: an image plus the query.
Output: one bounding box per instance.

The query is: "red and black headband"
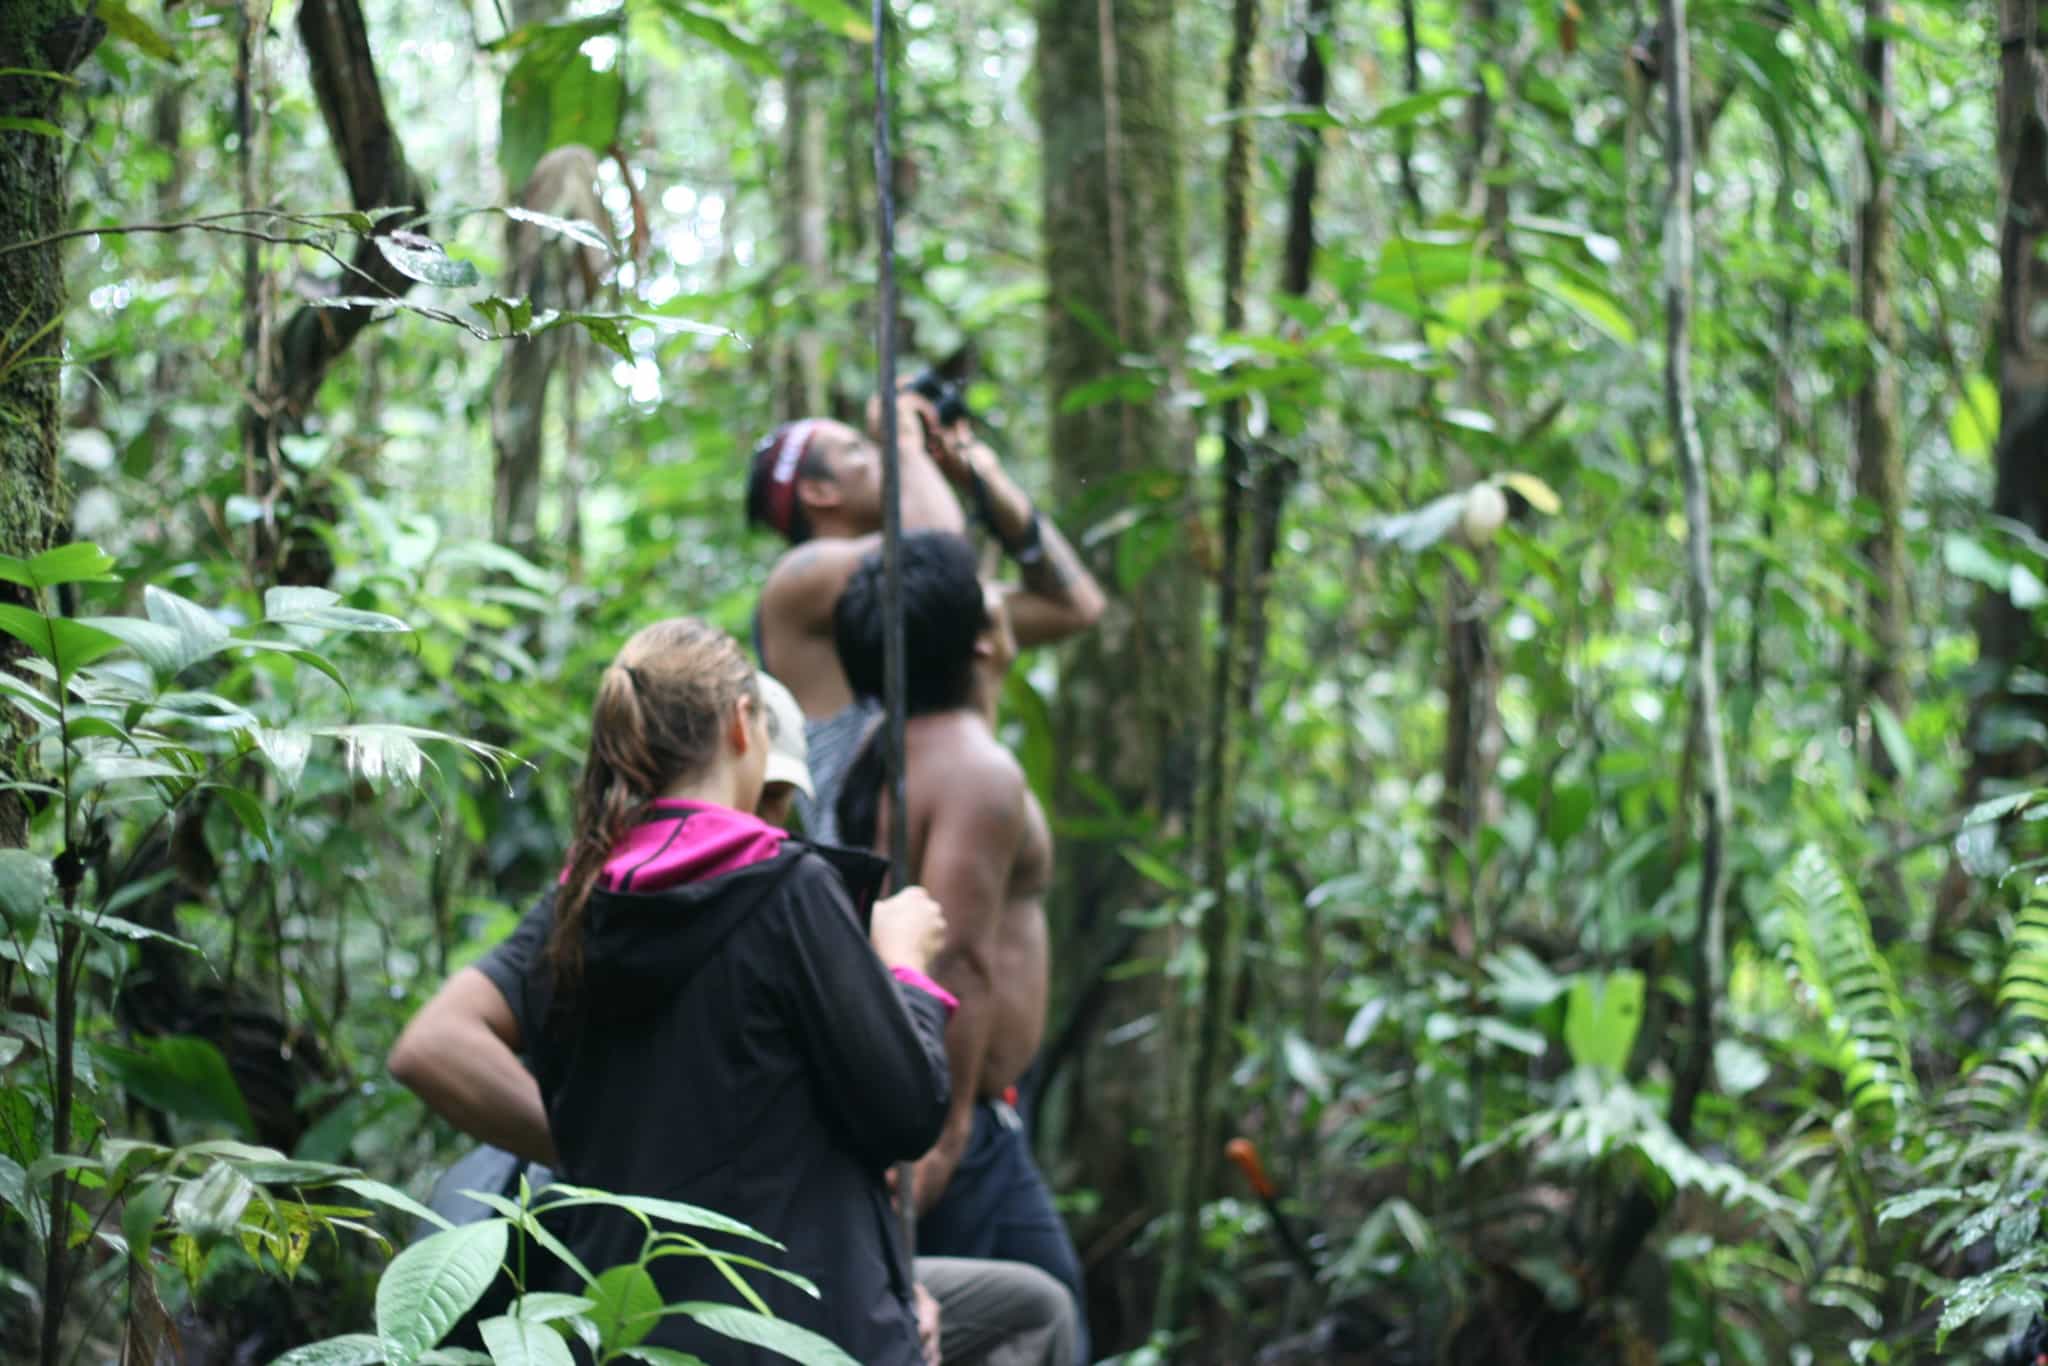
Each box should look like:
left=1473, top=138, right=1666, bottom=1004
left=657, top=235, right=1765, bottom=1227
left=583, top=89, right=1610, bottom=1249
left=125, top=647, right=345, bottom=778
left=756, top=419, right=823, bottom=538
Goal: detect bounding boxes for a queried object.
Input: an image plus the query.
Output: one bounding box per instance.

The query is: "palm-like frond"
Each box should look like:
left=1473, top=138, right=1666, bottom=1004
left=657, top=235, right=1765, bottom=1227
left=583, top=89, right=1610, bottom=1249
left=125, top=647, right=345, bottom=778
left=1764, top=846, right=1919, bottom=1129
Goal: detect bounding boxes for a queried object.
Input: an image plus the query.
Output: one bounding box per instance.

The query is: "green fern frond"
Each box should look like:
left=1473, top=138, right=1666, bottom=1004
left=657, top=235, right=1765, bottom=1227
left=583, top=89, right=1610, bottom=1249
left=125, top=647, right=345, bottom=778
left=1947, top=887, right=2048, bottom=1130
left=1998, top=885, right=2048, bottom=1024
left=1951, top=1036, right=2048, bottom=1131
left=1765, top=846, right=1919, bottom=1127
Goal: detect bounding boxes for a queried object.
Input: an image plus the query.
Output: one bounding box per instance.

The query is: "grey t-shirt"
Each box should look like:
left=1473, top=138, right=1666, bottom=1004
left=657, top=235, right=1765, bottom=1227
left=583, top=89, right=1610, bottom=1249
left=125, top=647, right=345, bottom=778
left=793, top=698, right=880, bottom=847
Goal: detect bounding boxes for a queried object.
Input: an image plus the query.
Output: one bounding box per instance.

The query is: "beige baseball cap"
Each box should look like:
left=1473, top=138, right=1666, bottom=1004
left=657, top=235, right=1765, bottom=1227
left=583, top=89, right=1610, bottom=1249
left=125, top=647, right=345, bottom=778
left=756, top=672, right=814, bottom=798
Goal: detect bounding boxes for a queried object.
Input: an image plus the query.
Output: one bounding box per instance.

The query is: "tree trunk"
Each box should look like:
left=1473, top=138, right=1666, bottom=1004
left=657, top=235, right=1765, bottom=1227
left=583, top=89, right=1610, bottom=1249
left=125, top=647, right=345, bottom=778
left=0, top=2, right=93, bottom=849
left=258, top=0, right=425, bottom=449
left=1596, top=0, right=1729, bottom=1298
left=235, top=0, right=422, bottom=588
left=1159, top=0, right=1259, bottom=1332
left=1854, top=0, right=1906, bottom=772
left=1437, top=0, right=1508, bottom=938
left=490, top=145, right=605, bottom=557
left=1036, top=0, right=1198, bottom=1346
left=1976, top=0, right=2048, bottom=786
left=776, top=23, right=831, bottom=421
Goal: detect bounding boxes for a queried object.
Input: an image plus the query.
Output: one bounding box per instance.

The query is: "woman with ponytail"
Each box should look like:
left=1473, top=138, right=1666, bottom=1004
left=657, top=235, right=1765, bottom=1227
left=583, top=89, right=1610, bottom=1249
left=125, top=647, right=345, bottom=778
left=516, top=617, right=953, bottom=1365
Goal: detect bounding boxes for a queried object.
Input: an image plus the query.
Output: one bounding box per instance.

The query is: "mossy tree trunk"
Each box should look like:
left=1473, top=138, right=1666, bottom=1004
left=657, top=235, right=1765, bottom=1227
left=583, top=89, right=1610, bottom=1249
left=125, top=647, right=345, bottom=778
left=0, top=1, right=95, bottom=849
left=1034, top=0, right=1198, bottom=1347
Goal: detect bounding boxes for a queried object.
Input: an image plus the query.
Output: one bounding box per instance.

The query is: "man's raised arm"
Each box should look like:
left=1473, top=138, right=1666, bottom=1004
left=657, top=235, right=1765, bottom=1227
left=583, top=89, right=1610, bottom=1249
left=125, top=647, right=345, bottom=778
left=869, top=389, right=971, bottom=534
left=949, top=433, right=1104, bottom=649
left=909, top=753, right=1027, bottom=1214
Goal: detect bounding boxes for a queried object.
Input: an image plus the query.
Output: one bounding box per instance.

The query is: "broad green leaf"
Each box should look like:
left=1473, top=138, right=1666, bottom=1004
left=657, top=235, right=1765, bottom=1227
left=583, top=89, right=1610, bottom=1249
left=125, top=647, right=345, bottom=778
left=537, top=1185, right=779, bottom=1246
left=374, top=233, right=482, bottom=289
left=0, top=849, right=54, bottom=930
left=58, top=910, right=197, bottom=952
left=122, top=1178, right=175, bottom=1262
left=497, top=20, right=627, bottom=188
left=1943, top=533, right=2009, bottom=589
left=99, top=1037, right=255, bottom=1136
left=2012, top=563, right=2047, bottom=610
left=1281, top=1031, right=1331, bottom=1100
left=271, top=1333, right=389, bottom=1366
left=458, top=1193, right=593, bottom=1284
left=653, top=0, right=776, bottom=76
left=1876, top=1186, right=1963, bottom=1225
left=618, top=1351, right=708, bottom=1366
left=586, top=1263, right=663, bottom=1350
left=1484, top=945, right=1569, bottom=1012
left=510, top=1292, right=597, bottom=1323
left=1713, top=1038, right=1771, bottom=1097
left=478, top=1314, right=576, bottom=1366
left=1950, top=373, right=1999, bottom=461
left=374, top=1220, right=509, bottom=1366
left=99, top=0, right=179, bottom=62
left=500, top=206, right=610, bottom=253
left=0, top=606, right=123, bottom=680
left=74, top=754, right=190, bottom=791
left=1869, top=700, right=1917, bottom=781
left=1120, top=846, right=1190, bottom=892
left=171, top=1161, right=257, bottom=1244
left=215, top=785, right=274, bottom=849
left=0, top=1153, right=46, bottom=1240
left=263, top=587, right=411, bottom=633
left=255, top=728, right=314, bottom=788
left=178, top=1140, right=354, bottom=1185
left=1935, top=1247, right=2048, bottom=1347
left=1205, top=102, right=1341, bottom=128
left=787, top=0, right=873, bottom=40
left=1529, top=268, right=1636, bottom=345
left=225, top=639, right=352, bottom=695
left=678, top=1304, right=859, bottom=1365
left=1563, top=971, right=1644, bottom=1075
left=336, top=1178, right=454, bottom=1234
left=1361, top=86, right=1466, bottom=128
left=144, top=585, right=229, bottom=671
left=28, top=542, right=118, bottom=587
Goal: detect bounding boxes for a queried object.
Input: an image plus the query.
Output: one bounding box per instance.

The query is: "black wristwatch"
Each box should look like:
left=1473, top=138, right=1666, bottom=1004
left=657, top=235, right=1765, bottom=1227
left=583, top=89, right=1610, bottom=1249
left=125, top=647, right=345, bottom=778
left=1006, top=510, right=1045, bottom=566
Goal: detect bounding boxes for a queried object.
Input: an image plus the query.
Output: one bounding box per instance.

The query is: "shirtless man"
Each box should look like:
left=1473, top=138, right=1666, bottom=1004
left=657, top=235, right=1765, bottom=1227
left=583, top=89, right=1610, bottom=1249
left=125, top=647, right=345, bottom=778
left=746, top=394, right=1102, bottom=840
left=832, top=531, right=1094, bottom=1360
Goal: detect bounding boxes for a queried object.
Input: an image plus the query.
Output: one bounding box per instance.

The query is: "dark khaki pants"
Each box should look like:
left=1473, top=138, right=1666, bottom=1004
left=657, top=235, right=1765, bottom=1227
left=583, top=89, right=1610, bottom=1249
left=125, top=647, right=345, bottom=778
left=917, top=1255, right=1078, bottom=1366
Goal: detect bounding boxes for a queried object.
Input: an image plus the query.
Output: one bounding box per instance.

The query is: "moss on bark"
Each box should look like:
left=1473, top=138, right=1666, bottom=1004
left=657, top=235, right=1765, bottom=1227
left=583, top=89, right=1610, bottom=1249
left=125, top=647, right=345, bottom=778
left=0, top=0, right=79, bottom=846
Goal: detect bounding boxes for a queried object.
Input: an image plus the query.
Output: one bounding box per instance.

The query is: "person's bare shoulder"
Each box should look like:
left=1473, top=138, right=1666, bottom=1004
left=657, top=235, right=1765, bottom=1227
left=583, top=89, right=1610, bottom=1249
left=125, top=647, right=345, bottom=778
left=760, top=535, right=877, bottom=625
left=916, top=717, right=1026, bottom=812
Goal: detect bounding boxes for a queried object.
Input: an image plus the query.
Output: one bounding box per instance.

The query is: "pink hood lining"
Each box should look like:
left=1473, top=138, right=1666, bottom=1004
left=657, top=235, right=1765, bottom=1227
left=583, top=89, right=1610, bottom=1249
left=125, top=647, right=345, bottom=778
left=558, top=800, right=787, bottom=896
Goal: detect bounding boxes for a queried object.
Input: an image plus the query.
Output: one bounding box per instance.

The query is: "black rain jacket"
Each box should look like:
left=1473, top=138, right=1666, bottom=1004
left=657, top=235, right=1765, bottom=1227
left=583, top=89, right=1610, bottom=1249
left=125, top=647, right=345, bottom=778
left=525, top=841, right=949, bottom=1365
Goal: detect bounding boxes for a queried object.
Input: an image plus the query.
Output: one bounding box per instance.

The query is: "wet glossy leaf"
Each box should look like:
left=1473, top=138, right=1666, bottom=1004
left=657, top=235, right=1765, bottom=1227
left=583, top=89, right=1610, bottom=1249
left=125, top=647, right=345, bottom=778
left=374, top=1220, right=509, bottom=1366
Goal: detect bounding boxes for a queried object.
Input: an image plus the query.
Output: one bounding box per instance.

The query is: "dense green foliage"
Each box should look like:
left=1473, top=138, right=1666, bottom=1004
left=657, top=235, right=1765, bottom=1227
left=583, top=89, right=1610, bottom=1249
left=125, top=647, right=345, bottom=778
left=2, top=0, right=2046, bottom=1362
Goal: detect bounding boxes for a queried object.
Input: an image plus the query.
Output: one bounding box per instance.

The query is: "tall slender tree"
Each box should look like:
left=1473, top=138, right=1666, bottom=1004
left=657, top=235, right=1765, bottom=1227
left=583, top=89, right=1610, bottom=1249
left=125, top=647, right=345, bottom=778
left=0, top=6, right=99, bottom=850
left=1596, top=0, right=1729, bottom=1299
left=1161, top=0, right=1260, bottom=1331
left=1976, top=0, right=2048, bottom=788
left=1855, top=0, right=1907, bottom=770
left=1036, top=0, right=1198, bottom=1340
left=776, top=24, right=831, bottom=421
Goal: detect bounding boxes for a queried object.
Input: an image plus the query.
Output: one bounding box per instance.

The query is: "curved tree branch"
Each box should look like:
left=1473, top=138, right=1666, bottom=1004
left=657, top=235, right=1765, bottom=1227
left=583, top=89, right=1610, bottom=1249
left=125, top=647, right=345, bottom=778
left=264, top=0, right=426, bottom=436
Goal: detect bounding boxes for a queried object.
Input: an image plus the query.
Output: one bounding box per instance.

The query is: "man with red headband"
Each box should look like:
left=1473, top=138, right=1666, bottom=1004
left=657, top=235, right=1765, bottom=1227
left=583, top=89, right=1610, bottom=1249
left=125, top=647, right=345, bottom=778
left=746, top=390, right=1102, bottom=842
